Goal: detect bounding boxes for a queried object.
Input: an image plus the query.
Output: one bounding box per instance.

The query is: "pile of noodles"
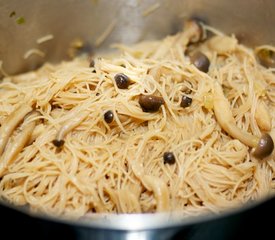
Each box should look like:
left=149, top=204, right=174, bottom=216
left=0, top=22, right=274, bottom=218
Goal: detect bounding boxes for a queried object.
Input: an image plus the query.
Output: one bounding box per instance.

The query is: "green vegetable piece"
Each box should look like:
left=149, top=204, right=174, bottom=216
left=16, top=17, right=25, bottom=25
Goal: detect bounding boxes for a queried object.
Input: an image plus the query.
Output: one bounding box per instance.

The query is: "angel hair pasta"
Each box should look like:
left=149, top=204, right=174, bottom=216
left=0, top=20, right=274, bottom=218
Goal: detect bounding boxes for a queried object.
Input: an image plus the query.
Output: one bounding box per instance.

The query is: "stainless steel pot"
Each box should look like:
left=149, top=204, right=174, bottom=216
left=0, top=0, right=275, bottom=239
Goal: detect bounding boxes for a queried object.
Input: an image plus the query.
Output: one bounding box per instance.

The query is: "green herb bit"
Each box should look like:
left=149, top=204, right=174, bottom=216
left=16, top=17, right=25, bottom=25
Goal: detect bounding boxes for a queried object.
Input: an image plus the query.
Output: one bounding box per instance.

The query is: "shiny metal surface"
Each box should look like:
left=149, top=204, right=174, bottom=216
left=0, top=196, right=268, bottom=240
left=1, top=0, right=275, bottom=76
left=1, top=0, right=275, bottom=239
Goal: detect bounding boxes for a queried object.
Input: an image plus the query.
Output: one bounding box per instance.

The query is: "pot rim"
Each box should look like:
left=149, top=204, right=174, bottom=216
left=1, top=195, right=274, bottom=231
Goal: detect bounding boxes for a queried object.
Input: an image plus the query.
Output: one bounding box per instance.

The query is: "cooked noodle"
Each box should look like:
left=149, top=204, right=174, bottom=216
left=23, top=48, right=45, bottom=59
left=36, top=34, right=54, bottom=44
left=0, top=22, right=274, bottom=218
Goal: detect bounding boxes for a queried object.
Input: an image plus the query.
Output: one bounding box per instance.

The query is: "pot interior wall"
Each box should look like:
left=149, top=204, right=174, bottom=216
left=1, top=0, right=275, bottom=76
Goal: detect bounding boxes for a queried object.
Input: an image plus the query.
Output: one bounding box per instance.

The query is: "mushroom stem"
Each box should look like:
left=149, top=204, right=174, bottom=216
left=0, top=104, right=33, bottom=155
left=213, top=82, right=274, bottom=158
left=131, top=160, right=169, bottom=212
left=255, top=100, right=272, bottom=131
left=110, top=113, right=129, bottom=126
left=0, top=111, right=40, bottom=176
left=148, top=66, right=183, bottom=83
left=55, top=110, right=90, bottom=143
left=213, top=82, right=259, bottom=148
left=28, top=123, right=45, bottom=144
left=182, top=20, right=204, bottom=44
left=117, top=113, right=128, bottom=122
left=143, top=175, right=170, bottom=212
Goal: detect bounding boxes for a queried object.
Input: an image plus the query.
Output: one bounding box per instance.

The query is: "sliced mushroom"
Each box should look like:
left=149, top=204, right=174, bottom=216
left=53, top=109, right=89, bottom=147
left=0, top=111, right=40, bottom=176
left=213, top=82, right=274, bottom=159
left=0, top=104, right=33, bottom=155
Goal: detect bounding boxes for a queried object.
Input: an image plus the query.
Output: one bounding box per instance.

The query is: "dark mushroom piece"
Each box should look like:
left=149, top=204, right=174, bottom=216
left=89, top=59, right=96, bottom=73
left=52, top=139, right=65, bottom=148
left=180, top=95, right=192, bottom=108
left=89, top=59, right=95, bottom=68
left=163, top=152, right=176, bottom=164
left=256, top=49, right=275, bottom=68
left=104, top=111, right=128, bottom=126
left=139, top=95, right=164, bottom=112
left=181, top=19, right=207, bottom=47
left=104, top=110, right=114, bottom=124
left=190, top=51, right=210, bottom=73
left=253, top=133, right=274, bottom=159
left=114, top=73, right=130, bottom=89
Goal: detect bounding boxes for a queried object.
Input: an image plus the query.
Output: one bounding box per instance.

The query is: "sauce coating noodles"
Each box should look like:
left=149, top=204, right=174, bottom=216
left=0, top=22, right=274, bottom=218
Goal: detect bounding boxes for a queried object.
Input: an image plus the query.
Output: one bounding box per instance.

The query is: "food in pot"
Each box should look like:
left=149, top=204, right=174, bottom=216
left=0, top=20, right=274, bottom=218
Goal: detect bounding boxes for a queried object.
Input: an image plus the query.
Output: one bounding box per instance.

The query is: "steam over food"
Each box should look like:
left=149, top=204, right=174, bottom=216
left=0, top=20, right=274, bottom=218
